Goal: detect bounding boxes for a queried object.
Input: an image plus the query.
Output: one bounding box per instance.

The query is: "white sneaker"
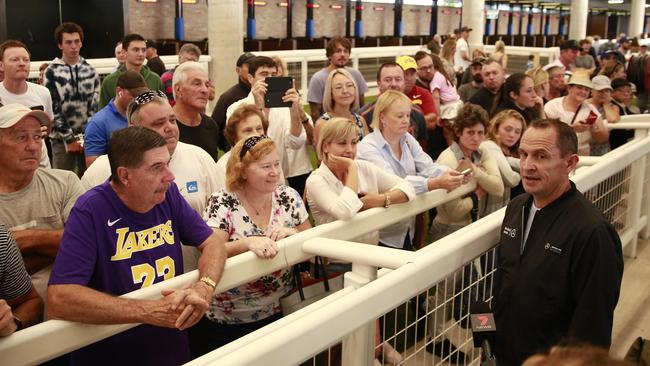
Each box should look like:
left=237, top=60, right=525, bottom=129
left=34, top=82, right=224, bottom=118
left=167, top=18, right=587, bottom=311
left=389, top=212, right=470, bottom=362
left=382, top=342, right=403, bottom=364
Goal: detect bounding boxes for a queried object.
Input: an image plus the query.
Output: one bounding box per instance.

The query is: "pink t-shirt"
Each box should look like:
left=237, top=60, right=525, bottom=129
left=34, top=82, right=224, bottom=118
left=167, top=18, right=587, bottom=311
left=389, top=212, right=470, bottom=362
left=430, top=71, right=460, bottom=104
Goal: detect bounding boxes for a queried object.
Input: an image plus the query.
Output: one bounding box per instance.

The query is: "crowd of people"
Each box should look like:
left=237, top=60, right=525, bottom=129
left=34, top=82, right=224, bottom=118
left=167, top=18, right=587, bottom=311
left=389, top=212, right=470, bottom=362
left=0, top=21, right=635, bottom=366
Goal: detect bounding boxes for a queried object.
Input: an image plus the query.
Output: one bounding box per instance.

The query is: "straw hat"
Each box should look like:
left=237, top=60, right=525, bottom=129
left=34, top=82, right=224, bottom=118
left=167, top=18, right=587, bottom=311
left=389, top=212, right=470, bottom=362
left=568, top=70, right=593, bottom=89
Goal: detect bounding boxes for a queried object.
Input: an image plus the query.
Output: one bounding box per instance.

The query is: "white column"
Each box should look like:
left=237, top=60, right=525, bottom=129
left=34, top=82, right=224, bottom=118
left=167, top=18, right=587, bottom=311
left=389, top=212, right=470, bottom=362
left=568, top=0, right=588, bottom=40
left=462, top=0, right=486, bottom=49
left=208, top=0, right=243, bottom=101
left=630, top=0, right=646, bottom=38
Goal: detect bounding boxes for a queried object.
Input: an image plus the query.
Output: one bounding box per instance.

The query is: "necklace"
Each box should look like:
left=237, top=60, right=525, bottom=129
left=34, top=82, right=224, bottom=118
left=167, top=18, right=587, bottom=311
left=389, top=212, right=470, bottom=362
left=242, top=191, right=269, bottom=216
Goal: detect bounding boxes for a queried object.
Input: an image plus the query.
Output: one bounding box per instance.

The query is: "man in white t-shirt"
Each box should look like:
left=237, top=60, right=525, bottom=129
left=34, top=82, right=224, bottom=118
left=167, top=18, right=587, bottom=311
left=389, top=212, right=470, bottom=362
left=0, top=40, right=52, bottom=168
left=226, top=56, right=312, bottom=197
left=454, top=27, right=472, bottom=74
left=81, top=93, right=220, bottom=272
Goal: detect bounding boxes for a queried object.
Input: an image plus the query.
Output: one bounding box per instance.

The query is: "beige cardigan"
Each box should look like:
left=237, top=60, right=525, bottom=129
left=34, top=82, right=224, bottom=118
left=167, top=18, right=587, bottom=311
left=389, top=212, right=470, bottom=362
left=434, top=143, right=504, bottom=226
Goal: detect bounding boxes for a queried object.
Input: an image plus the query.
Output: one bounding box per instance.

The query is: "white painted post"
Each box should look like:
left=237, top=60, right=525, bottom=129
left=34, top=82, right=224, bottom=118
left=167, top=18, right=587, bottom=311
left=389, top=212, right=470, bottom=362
left=342, top=264, right=377, bottom=366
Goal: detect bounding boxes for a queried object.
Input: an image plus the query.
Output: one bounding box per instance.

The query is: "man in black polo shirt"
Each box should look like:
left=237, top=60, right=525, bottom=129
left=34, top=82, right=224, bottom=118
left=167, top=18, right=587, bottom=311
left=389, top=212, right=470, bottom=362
left=210, top=52, right=255, bottom=152
left=468, top=59, right=505, bottom=114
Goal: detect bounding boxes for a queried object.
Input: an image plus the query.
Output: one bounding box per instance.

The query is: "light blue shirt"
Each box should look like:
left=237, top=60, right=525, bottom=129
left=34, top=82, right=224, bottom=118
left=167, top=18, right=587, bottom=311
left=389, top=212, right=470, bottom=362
left=356, top=130, right=448, bottom=248
left=83, top=99, right=128, bottom=157
left=356, top=130, right=448, bottom=195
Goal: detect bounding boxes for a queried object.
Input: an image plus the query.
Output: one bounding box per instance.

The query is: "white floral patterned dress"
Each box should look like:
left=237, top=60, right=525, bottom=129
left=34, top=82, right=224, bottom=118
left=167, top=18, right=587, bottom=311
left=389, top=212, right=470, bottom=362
left=203, top=184, right=309, bottom=324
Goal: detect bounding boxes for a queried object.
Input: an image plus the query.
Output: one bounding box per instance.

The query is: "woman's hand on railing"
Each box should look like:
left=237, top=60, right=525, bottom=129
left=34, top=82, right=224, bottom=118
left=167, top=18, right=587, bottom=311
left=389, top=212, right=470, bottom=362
left=428, top=170, right=465, bottom=192
left=265, top=227, right=298, bottom=241
left=246, top=236, right=280, bottom=259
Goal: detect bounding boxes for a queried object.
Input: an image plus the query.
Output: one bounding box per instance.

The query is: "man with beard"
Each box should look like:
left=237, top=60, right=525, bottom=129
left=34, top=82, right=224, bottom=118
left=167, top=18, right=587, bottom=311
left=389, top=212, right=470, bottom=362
left=307, top=37, right=368, bottom=122
left=458, top=57, right=485, bottom=102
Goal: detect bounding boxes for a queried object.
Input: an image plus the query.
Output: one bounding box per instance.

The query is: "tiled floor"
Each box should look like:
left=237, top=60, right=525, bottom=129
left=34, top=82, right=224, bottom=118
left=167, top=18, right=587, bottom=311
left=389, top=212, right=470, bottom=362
left=610, top=237, right=650, bottom=358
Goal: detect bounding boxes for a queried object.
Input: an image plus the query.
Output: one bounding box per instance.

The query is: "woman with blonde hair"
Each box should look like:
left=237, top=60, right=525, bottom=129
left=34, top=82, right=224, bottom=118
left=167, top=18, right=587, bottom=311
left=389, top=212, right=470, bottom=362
left=482, top=109, right=525, bottom=213
left=307, top=117, right=414, bottom=247
left=439, top=39, right=457, bottom=84
left=191, top=135, right=311, bottom=356
left=357, top=90, right=466, bottom=250
left=491, top=40, right=508, bottom=70
left=314, top=68, right=370, bottom=145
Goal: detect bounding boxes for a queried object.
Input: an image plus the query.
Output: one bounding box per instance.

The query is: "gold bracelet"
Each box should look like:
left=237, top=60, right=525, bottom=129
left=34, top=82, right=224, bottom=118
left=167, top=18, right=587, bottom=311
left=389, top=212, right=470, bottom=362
left=384, top=193, right=391, bottom=208
left=200, top=276, right=216, bottom=289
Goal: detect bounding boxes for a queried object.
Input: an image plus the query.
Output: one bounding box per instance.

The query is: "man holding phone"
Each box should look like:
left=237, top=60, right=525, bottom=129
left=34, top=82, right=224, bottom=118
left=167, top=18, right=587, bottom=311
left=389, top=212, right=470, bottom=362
left=226, top=56, right=312, bottom=196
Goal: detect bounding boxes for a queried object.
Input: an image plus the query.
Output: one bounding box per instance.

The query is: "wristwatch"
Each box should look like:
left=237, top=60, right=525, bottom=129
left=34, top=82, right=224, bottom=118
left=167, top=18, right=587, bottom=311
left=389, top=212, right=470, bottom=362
left=384, top=193, right=391, bottom=208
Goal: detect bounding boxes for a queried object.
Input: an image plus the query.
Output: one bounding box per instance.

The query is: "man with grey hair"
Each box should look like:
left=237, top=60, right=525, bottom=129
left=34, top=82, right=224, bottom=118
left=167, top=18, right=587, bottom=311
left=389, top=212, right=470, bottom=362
left=161, top=43, right=202, bottom=106
left=172, top=61, right=221, bottom=161
left=81, top=91, right=221, bottom=272
left=48, top=125, right=227, bottom=366
left=0, top=103, right=83, bottom=307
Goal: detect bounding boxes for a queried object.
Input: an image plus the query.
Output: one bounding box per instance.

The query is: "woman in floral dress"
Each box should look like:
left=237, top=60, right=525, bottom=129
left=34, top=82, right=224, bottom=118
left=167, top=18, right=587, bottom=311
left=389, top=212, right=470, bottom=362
left=189, top=135, right=311, bottom=357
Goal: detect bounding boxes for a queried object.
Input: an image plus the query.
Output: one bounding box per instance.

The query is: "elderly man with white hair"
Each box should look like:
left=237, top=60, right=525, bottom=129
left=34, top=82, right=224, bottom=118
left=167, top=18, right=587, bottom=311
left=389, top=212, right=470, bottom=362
left=172, top=61, right=221, bottom=161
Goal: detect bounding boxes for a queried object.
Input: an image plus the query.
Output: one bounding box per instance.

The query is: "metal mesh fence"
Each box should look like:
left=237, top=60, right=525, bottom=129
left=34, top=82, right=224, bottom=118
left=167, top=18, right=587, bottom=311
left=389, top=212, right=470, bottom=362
left=374, top=247, right=498, bottom=366
left=584, top=165, right=632, bottom=235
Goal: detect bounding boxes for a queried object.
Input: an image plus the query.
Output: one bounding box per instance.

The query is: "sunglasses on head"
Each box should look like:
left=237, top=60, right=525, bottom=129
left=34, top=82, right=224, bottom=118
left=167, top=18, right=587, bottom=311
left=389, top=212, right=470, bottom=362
left=128, top=90, right=167, bottom=121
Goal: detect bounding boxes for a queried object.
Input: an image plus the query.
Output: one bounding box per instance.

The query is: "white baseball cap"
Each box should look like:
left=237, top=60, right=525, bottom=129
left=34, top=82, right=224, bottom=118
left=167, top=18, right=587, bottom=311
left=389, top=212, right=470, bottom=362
left=591, top=75, right=612, bottom=91
left=0, top=103, right=51, bottom=129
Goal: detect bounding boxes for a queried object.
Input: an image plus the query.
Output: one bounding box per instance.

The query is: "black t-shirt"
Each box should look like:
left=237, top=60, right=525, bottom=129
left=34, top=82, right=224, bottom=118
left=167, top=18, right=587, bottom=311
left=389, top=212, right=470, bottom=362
left=210, top=80, right=251, bottom=152
left=177, top=114, right=221, bottom=161
left=468, top=87, right=498, bottom=115
left=147, top=56, right=166, bottom=76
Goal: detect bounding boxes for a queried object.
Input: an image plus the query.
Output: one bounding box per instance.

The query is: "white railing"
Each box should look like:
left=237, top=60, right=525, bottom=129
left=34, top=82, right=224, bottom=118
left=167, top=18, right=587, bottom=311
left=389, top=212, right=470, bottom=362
left=2, top=121, right=649, bottom=366
left=193, top=128, right=650, bottom=366
left=27, top=45, right=559, bottom=100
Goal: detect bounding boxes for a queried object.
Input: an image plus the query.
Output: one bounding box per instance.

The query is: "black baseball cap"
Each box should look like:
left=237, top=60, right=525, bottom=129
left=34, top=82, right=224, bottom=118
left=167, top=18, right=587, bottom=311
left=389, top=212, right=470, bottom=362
left=145, top=40, right=157, bottom=49
left=236, top=52, right=256, bottom=67
left=611, top=78, right=632, bottom=90
left=560, top=40, right=580, bottom=51
left=460, top=26, right=473, bottom=33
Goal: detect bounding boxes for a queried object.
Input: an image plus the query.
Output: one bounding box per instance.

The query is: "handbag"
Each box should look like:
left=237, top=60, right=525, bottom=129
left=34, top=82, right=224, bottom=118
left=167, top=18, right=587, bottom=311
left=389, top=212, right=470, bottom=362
left=280, top=256, right=344, bottom=315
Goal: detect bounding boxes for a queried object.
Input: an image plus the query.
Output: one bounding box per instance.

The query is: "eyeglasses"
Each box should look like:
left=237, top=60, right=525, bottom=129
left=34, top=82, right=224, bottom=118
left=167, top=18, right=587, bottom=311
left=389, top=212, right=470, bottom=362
left=417, top=65, right=434, bottom=72
left=127, top=90, right=167, bottom=121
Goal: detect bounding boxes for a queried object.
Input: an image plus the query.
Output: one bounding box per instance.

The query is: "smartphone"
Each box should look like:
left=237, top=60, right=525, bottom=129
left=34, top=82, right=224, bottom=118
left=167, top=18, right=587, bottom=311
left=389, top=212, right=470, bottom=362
left=461, top=168, right=473, bottom=176
left=584, top=111, right=598, bottom=125
left=264, top=77, right=293, bottom=108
